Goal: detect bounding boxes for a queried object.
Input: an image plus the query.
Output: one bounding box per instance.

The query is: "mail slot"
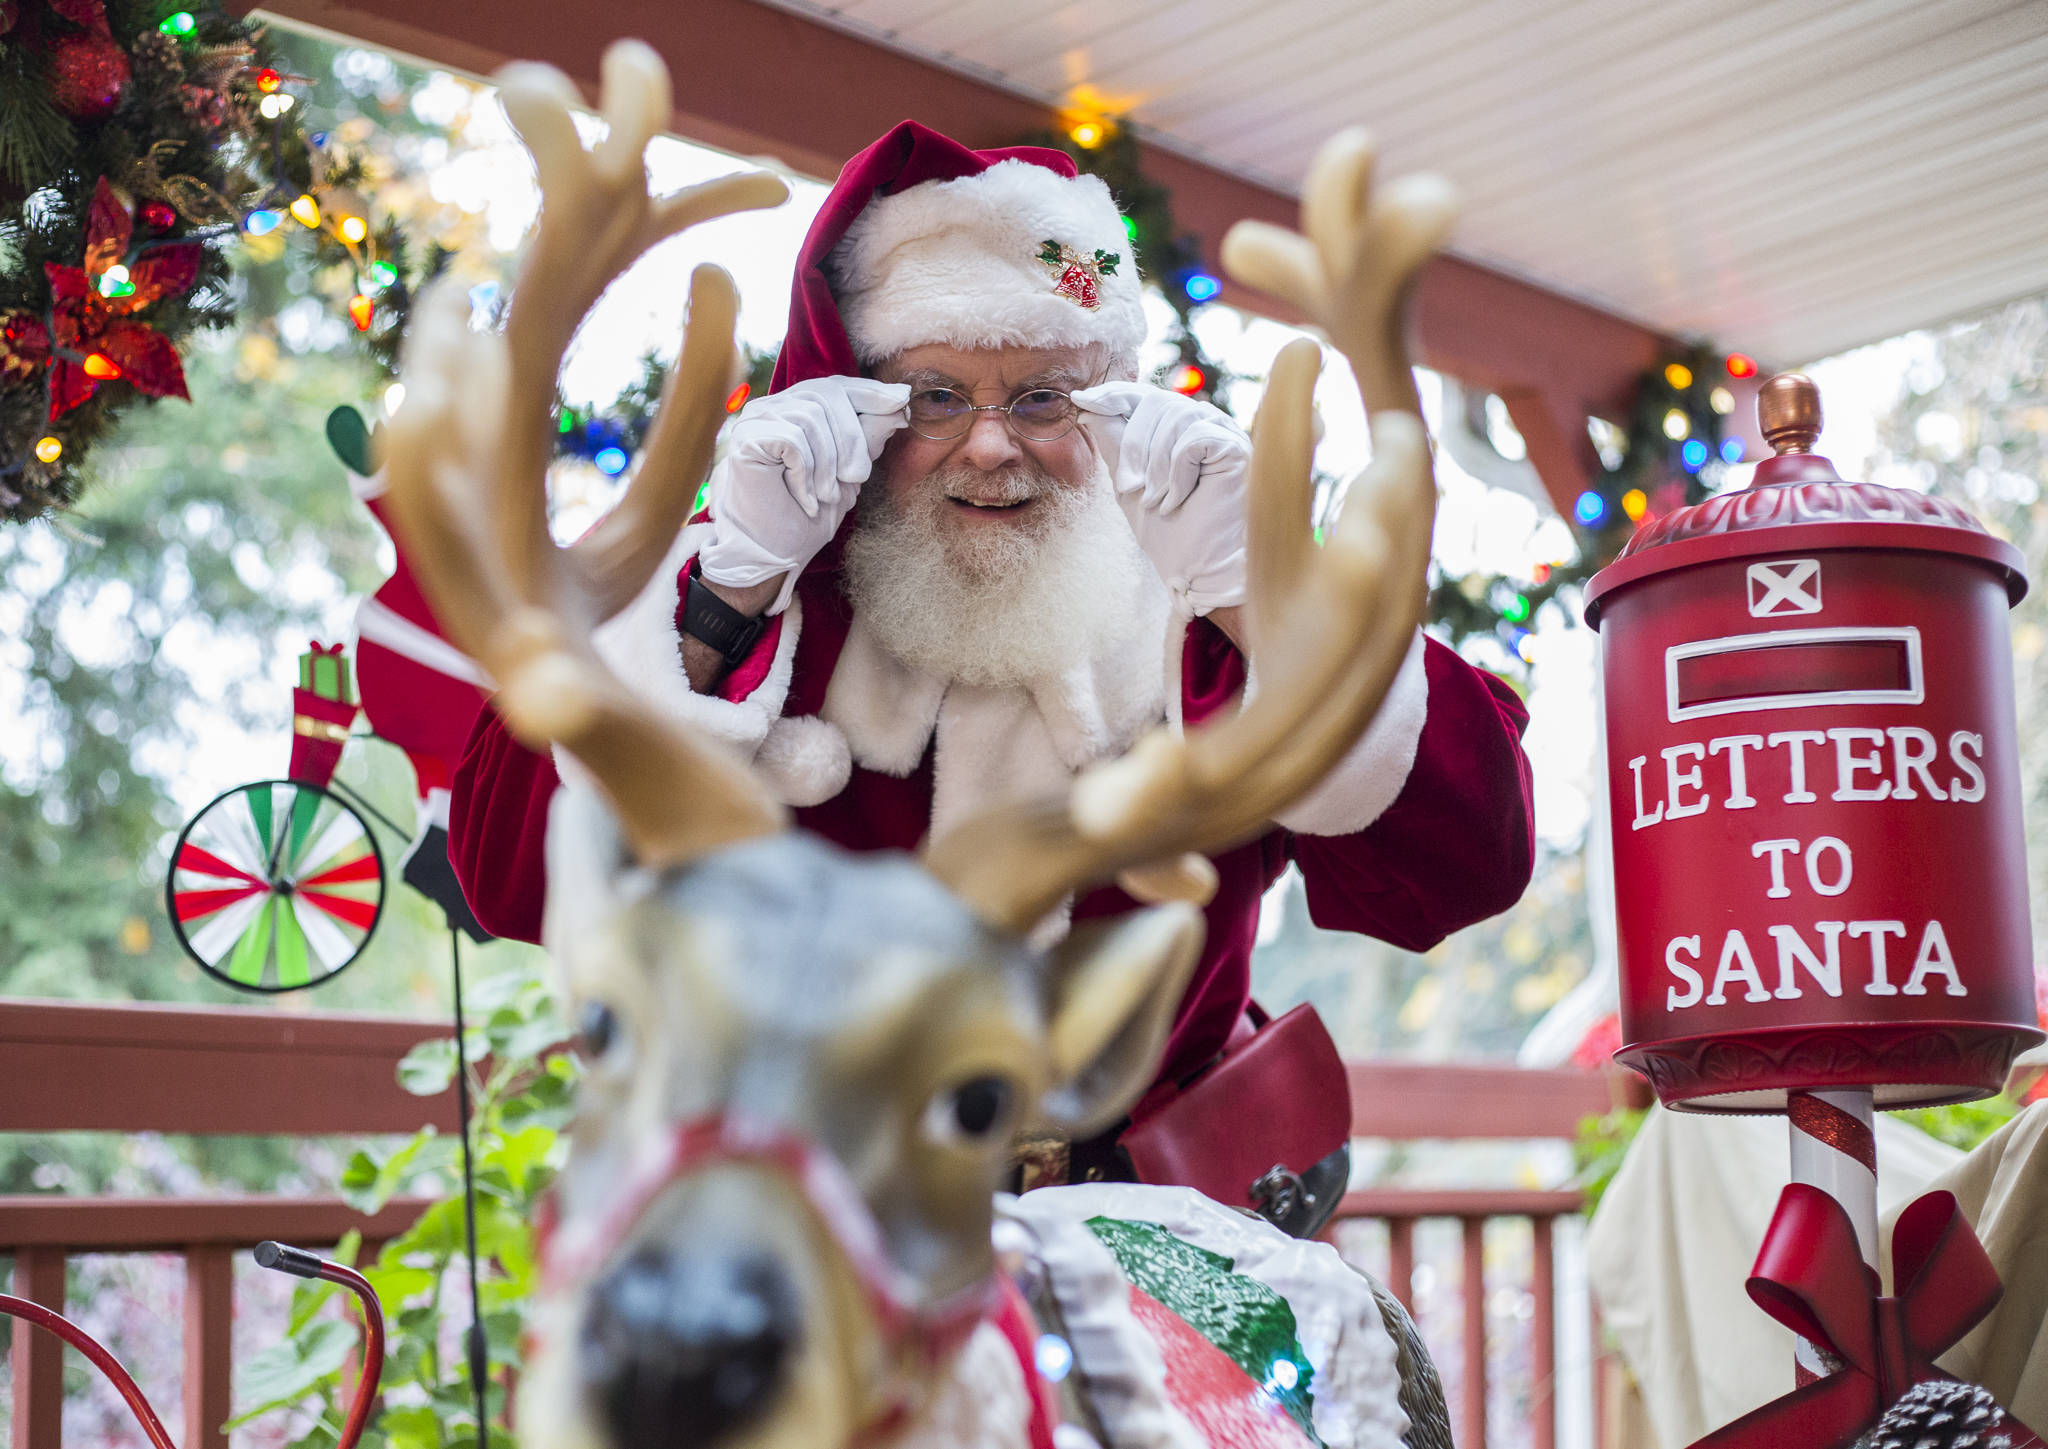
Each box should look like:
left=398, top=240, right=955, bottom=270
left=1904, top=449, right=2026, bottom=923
left=1584, top=374, right=2040, bottom=1111
left=1666, top=626, right=1920, bottom=720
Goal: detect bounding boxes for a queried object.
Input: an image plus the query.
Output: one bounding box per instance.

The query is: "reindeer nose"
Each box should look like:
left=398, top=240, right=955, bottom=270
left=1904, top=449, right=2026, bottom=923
left=581, top=1246, right=801, bottom=1448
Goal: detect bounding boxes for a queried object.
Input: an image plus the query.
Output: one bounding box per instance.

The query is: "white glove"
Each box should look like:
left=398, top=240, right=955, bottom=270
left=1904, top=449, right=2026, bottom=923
left=696, top=376, right=911, bottom=612
left=1073, top=382, right=1250, bottom=615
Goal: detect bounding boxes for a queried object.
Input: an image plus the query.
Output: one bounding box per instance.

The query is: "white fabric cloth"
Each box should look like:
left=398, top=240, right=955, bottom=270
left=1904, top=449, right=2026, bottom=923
left=999, top=1183, right=1411, bottom=1449
left=1585, top=1106, right=1963, bottom=1448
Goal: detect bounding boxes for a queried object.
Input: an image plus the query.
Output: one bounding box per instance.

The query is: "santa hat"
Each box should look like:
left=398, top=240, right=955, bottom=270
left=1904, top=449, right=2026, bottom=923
left=770, top=122, right=1145, bottom=391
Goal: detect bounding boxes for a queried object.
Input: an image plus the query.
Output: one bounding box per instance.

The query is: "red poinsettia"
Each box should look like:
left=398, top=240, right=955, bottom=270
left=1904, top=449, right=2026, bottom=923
left=40, top=178, right=201, bottom=416
left=0, top=0, right=109, bottom=38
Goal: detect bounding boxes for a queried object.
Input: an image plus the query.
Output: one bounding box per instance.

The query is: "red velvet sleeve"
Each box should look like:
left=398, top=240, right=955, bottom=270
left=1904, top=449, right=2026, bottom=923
left=1290, top=637, right=1536, bottom=950
left=449, top=705, right=559, bottom=944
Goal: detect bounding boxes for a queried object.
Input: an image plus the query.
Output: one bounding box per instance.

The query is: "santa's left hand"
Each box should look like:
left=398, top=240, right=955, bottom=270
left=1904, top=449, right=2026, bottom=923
left=1074, top=382, right=1250, bottom=614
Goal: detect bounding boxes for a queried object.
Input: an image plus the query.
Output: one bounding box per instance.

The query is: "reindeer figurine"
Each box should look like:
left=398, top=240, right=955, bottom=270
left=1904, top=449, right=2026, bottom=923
left=385, top=42, right=1456, bottom=1449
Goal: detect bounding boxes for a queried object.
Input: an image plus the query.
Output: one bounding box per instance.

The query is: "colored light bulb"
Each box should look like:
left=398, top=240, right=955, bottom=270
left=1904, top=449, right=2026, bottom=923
left=1709, top=386, right=1734, bottom=414
left=1680, top=438, right=1709, bottom=471
left=1664, top=362, right=1693, bottom=389
left=725, top=382, right=751, bottom=415
left=594, top=446, right=629, bottom=476
left=347, top=294, right=374, bottom=331
left=244, top=209, right=283, bottom=236
left=255, top=67, right=282, bottom=93
left=1183, top=271, right=1221, bottom=303
left=289, top=194, right=321, bottom=228
left=1622, top=488, right=1648, bottom=521
left=1502, top=592, right=1532, bottom=623
left=1070, top=121, right=1104, bottom=148
left=97, top=264, right=135, bottom=299
left=1171, top=364, right=1206, bottom=394
left=1574, top=491, right=1607, bottom=525
left=258, top=92, right=294, bottom=118
left=1725, top=353, right=1757, bottom=378
left=1662, top=408, right=1689, bottom=440
left=367, top=260, right=398, bottom=288
left=338, top=216, right=367, bottom=243
left=1122, top=215, right=1138, bottom=241
left=82, top=353, right=122, bottom=380
left=34, top=435, right=62, bottom=463
left=159, top=11, right=196, bottom=35
left=1721, top=435, right=1745, bottom=464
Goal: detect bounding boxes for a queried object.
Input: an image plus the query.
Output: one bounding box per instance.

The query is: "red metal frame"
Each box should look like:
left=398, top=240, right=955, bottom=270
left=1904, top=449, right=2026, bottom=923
left=0, top=1245, right=384, bottom=1449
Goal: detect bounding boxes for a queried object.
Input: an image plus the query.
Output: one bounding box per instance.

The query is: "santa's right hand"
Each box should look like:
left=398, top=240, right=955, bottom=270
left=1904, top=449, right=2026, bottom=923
left=696, top=377, right=910, bottom=601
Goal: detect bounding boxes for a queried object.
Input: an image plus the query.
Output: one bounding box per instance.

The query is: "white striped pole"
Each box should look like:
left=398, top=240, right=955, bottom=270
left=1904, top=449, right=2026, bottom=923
left=1786, top=1087, right=1877, bottom=1385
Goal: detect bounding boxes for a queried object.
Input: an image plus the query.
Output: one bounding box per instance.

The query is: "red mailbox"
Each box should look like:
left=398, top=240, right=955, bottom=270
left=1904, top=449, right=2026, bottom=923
left=1586, top=375, right=2043, bottom=1111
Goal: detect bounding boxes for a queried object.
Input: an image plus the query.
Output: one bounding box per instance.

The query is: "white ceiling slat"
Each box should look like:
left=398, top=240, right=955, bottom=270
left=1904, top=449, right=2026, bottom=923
left=746, top=0, right=2048, bottom=364
left=1468, top=30, right=2048, bottom=233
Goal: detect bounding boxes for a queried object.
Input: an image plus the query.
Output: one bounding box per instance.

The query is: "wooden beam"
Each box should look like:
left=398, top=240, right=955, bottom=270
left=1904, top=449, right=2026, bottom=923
left=245, top=0, right=1674, bottom=511
left=0, top=1195, right=434, bottom=1251
left=183, top=1245, right=235, bottom=1449
left=0, top=998, right=460, bottom=1136
left=8, top=1248, right=64, bottom=1449
left=1348, top=1061, right=1613, bottom=1141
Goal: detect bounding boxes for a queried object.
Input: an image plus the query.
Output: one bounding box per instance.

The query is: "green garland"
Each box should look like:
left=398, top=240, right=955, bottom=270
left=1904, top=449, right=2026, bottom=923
left=0, top=0, right=435, bottom=520
left=1431, top=346, right=1745, bottom=652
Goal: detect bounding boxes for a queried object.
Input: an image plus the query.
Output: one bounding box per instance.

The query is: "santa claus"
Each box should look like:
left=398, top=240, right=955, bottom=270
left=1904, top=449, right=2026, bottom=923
left=449, top=121, right=1535, bottom=1189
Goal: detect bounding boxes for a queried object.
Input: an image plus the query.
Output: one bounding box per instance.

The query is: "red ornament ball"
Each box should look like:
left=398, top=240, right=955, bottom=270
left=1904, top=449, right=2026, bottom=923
left=46, top=30, right=131, bottom=120
left=140, top=201, right=177, bottom=231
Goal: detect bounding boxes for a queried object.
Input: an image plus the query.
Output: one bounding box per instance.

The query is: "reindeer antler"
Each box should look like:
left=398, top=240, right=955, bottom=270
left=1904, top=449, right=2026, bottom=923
left=382, top=42, right=791, bottom=866
left=925, top=130, right=1455, bottom=934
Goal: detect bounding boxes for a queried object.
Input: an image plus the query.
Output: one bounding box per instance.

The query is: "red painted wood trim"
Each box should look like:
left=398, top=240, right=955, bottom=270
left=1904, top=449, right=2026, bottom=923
left=1532, top=1213, right=1558, bottom=1449
left=0, top=1196, right=435, bottom=1252
left=1334, top=1187, right=1585, bottom=1220
left=9, top=1247, right=65, bottom=1449
left=1462, top=1216, right=1488, bottom=1449
left=184, top=1244, right=235, bottom=1449
left=0, top=998, right=461, bottom=1136
left=240, top=0, right=1678, bottom=512
left=1349, top=1061, right=1612, bottom=1141
left=1386, top=1217, right=1416, bottom=1313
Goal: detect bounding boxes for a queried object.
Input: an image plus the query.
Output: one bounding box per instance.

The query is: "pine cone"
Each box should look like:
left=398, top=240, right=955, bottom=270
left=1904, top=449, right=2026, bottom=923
left=1864, top=1380, right=2013, bottom=1449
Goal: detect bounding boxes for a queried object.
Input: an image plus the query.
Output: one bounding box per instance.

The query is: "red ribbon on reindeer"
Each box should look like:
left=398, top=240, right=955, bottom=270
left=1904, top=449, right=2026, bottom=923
left=1692, top=1185, right=2039, bottom=1449
left=288, top=641, right=358, bottom=789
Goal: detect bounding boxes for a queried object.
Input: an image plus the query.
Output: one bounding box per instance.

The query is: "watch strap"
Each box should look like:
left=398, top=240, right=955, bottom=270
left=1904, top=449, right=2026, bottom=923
left=680, top=572, right=768, bottom=669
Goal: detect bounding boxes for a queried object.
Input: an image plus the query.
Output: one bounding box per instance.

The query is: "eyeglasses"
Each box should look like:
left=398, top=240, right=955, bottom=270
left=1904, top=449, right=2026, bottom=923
left=904, top=387, right=1079, bottom=443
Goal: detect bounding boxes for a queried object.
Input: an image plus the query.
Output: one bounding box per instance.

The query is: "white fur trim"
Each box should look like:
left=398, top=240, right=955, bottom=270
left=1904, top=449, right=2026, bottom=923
left=1271, top=629, right=1430, bottom=836
left=829, top=160, right=1146, bottom=367
left=754, top=714, right=851, bottom=807
left=1005, top=1184, right=1411, bottom=1449
left=580, top=521, right=809, bottom=799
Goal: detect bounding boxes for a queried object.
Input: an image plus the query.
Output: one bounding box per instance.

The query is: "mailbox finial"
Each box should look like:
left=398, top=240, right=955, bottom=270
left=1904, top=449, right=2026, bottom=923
left=1758, top=373, right=1823, bottom=455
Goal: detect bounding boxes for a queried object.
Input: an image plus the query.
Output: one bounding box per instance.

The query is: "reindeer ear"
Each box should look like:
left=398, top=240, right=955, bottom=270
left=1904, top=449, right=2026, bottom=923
left=1038, top=904, right=1206, bottom=1138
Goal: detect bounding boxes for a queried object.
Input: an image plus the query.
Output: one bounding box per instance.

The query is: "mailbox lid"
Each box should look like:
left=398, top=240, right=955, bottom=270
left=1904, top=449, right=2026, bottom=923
left=1585, top=470, right=2027, bottom=628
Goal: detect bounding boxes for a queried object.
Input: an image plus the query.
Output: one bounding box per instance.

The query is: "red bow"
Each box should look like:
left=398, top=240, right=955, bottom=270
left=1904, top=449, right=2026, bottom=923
left=1692, top=1186, right=2002, bottom=1449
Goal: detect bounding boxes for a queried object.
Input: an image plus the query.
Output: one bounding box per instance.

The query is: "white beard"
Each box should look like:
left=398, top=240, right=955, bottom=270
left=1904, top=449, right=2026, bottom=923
left=842, top=463, right=1156, bottom=689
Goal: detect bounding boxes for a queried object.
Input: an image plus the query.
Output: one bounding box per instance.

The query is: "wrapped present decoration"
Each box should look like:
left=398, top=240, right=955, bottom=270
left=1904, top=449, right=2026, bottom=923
left=290, top=641, right=358, bottom=788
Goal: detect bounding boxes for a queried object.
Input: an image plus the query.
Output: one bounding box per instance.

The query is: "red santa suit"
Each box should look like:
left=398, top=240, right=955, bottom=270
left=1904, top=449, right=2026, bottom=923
left=447, top=122, right=1536, bottom=1087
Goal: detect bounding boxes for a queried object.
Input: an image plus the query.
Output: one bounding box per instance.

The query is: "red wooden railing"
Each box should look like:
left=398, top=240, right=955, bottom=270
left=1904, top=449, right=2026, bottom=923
left=0, top=997, right=1616, bottom=1447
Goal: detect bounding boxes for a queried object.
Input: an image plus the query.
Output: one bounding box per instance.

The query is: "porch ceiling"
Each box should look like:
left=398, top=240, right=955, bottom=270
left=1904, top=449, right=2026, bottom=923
left=751, top=0, right=2048, bottom=367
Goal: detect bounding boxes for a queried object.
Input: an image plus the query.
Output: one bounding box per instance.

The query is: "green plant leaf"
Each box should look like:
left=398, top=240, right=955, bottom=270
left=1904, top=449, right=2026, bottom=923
left=340, top=1129, right=441, bottom=1214
left=228, top=1318, right=357, bottom=1426
left=363, top=1262, right=437, bottom=1314
left=398, top=1038, right=461, bottom=1096
left=492, top=1125, right=556, bottom=1195
left=379, top=1403, right=442, bottom=1449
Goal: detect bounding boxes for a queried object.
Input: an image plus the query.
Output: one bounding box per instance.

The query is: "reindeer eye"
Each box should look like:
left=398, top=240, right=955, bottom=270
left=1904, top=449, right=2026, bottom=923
left=922, top=1075, right=1016, bottom=1147
left=578, top=1000, right=619, bottom=1059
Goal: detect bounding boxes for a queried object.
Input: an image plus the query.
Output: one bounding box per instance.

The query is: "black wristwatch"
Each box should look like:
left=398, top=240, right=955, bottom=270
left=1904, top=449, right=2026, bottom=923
left=680, top=572, right=768, bottom=670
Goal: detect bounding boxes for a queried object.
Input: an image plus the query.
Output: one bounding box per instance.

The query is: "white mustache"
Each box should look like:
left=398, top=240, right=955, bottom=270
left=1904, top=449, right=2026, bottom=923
left=935, top=468, right=1048, bottom=507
